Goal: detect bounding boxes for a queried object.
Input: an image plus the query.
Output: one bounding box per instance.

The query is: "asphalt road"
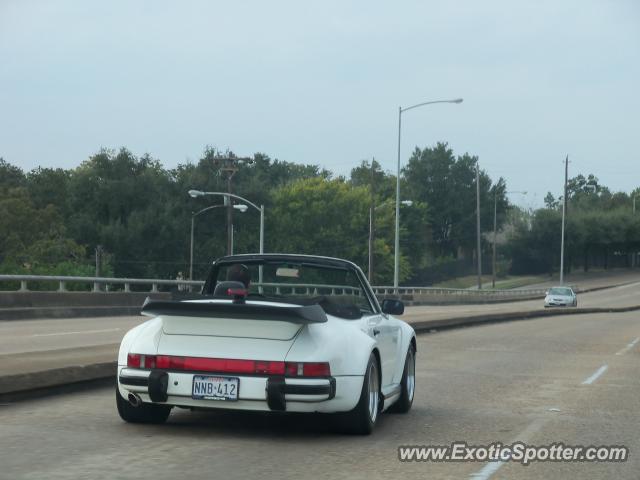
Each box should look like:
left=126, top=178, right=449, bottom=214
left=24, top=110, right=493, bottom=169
left=1, top=309, right=638, bottom=480
left=2, top=280, right=639, bottom=357
left=403, top=280, right=640, bottom=323
left=0, top=315, right=144, bottom=356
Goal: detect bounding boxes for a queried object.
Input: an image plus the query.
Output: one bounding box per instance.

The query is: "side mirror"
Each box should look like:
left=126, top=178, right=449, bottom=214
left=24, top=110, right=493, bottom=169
left=381, top=299, right=404, bottom=315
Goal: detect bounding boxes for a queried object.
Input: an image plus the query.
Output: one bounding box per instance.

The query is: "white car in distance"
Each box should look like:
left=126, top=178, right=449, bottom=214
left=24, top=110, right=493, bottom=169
left=116, top=254, right=416, bottom=434
left=544, top=286, right=577, bottom=308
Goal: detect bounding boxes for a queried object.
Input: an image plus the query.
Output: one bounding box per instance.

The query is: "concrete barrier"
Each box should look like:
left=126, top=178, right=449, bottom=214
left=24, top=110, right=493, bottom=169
left=0, top=291, right=170, bottom=320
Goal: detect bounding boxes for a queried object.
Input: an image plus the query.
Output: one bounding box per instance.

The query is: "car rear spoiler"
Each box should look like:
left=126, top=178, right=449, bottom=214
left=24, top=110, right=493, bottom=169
left=141, top=298, right=328, bottom=324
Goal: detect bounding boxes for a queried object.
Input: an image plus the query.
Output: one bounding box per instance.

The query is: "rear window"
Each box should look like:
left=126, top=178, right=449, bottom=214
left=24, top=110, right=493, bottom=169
left=213, top=261, right=374, bottom=317
left=549, top=287, right=572, bottom=296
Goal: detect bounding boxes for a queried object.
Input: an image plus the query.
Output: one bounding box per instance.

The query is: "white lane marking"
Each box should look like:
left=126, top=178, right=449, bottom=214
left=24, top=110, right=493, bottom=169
left=615, top=337, right=640, bottom=356
left=470, top=459, right=504, bottom=480
left=469, top=417, right=548, bottom=480
left=581, top=364, right=608, bottom=385
left=31, top=328, right=122, bottom=337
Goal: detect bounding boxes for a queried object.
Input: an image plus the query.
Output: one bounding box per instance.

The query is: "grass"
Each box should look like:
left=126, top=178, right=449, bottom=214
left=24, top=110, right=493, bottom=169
left=433, top=275, right=546, bottom=290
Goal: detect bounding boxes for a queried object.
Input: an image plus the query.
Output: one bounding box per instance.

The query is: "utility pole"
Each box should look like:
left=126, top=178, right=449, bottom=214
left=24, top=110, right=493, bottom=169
left=631, top=195, right=638, bottom=267
left=368, top=158, right=376, bottom=282
left=492, top=191, right=497, bottom=288
left=95, top=245, right=102, bottom=278
left=476, top=162, right=482, bottom=290
left=212, top=154, right=252, bottom=256
left=560, top=155, right=569, bottom=284
left=94, top=245, right=103, bottom=292
left=222, top=160, right=238, bottom=256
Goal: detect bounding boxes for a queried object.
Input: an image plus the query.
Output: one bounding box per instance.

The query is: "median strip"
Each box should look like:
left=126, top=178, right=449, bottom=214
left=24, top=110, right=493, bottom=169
left=410, top=305, right=640, bottom=334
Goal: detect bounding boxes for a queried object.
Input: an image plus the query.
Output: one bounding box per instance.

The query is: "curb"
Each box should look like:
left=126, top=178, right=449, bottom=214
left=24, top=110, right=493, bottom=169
left=0, top=362, right=117, bottom=402
left=410, top=304, right=640, bottom=333
left=2, top=303, right=640, bottom=402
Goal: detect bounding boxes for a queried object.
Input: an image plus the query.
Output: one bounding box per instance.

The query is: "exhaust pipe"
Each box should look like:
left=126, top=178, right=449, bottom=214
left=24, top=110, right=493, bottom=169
left=128, top=393, right=142, bottom=407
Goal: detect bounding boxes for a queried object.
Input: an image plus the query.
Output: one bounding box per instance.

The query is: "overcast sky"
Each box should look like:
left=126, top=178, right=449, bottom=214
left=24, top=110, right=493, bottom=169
left=1, top=0, right=638, bottom=207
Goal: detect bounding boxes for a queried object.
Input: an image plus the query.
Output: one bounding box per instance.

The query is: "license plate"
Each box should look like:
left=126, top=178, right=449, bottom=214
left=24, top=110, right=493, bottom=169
left=192, top=375, right=239, bottom=401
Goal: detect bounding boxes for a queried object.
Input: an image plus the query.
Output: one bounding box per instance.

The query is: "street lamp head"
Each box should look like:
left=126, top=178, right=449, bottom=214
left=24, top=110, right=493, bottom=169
left=452, top=98, right=464, bottom=104
left=188, top=189, right=204, bottom=198
left=234, top=204, right=249, bottom=213
left=401, top=200, right=413, bottom=207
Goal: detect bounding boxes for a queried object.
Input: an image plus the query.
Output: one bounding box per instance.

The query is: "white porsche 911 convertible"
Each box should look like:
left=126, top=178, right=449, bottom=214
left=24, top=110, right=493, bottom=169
left=116, top=254, right=416, bottom=434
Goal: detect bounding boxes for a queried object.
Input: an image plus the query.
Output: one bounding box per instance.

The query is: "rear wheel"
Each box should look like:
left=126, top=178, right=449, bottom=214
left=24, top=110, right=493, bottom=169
left=389, top=344, right=416, bottom=413
left=116, top=385, right=172, bottom=424
left=340, top=353, right=380, bottom=435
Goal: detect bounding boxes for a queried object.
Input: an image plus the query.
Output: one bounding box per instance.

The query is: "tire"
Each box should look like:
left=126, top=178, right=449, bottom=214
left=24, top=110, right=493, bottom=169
left=389, top=344, right=416, bottom=413
left=116, top=385, right=172, bottom=424
left=340, top=353, right=380, bottom=435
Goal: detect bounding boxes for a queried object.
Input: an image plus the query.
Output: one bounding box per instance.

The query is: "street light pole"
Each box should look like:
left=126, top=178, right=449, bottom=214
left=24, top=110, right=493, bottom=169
left=368, top=205, right=374, bottom=282
left=560, top=155, right=569, bottom=285
left=371, top=200, right=412, bottom=285
left=633, top=195, right=639, bottom=268
left=394, top=98, right=463, bottom=291
left=190, top=216, right=195, bottom=281
left=368, top=158, right=376, bottom=283
left=189, top=190, right=264, bottom=256
left=492, top=191, right=497, bottom=289
left=476, top=162, right=482, bottom=290
left=394, top=106, right=402, bottom=292
left=189, top=203, right=248, bottom=281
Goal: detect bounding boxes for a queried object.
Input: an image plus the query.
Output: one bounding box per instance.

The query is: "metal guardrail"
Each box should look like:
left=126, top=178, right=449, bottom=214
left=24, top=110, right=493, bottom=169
left=0, top=274, right=203, bottom=293
left=372, top=286, right=549, bottom=296
left=0, top=274, right=548, bottom=297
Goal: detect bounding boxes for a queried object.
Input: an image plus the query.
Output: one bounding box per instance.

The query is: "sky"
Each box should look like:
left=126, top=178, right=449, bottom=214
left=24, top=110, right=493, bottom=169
left=1, top=0, right=639, bottom=208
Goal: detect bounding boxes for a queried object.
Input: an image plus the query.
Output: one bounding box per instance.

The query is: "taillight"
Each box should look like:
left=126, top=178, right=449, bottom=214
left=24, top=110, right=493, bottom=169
left=127, top=353, right=141, bottom=368
left=145, top=355, right=156, bottom=369
left=127, top=354, right=330, bottom=377
left=153, top=356, right=286, bottom=375
left=284, top=362, right=331, bottom=377
left=127, top=353, right=156, bottom=369
left=227, top=288, right=247, bottom=296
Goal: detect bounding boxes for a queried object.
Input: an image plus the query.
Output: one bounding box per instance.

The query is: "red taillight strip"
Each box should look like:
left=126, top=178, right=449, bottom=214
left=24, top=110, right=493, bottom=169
left=156, top=356, right=286, bottom=375
left=127, top=354, right=330, bottom=377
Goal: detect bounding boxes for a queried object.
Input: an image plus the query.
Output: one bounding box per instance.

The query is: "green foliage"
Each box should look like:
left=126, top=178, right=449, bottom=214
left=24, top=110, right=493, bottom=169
left=1, top=146, right=637, bottom=286
left=269, top=177, right=370, bottom=261
left=0, top=158, right=26, bottom=190
left=403, top=143, right=507, bottom=260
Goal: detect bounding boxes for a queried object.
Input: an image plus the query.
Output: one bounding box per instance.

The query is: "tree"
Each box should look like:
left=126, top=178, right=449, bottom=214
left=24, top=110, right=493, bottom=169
left=403, top=143, right=507, bottom=261
left=544, top=192, right=558, bottom=209
left=268, top=177, right=409, bottom=284
left=0, top=158, right=25, bottom=190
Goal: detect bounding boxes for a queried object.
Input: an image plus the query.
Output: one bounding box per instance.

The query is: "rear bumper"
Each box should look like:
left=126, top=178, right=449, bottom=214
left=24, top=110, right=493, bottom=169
left=118, top=367, right=360, bottom=413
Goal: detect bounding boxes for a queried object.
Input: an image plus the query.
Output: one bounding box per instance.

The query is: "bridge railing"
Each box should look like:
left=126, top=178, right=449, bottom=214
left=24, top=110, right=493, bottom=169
left=0, top=274, right=203, bottom=293
left=372, top=286, right=550, bottom=297
left=0, top=274, right=551, bottom=297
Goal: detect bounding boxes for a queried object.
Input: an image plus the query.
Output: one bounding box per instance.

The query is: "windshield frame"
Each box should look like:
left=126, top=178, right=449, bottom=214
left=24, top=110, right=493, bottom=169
left=202, top=254, right=381, bottom=316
